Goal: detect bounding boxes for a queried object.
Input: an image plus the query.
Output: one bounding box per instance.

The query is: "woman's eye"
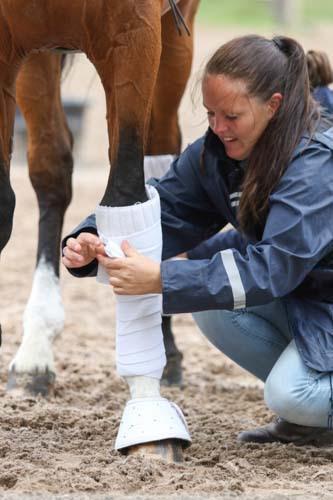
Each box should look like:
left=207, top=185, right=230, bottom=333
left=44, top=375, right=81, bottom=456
left=207, top=111, right=214, bottom=118
left=226, top=115, right=238, bottom=121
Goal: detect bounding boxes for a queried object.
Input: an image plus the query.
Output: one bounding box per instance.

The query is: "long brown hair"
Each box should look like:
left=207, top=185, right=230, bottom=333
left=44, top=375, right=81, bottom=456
left=204, top=35, right=320, bottom=237
left=306, top=50, right=333, bottom=89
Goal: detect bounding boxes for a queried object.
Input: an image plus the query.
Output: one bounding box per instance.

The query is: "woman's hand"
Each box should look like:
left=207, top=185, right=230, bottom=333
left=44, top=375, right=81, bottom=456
left=96, top=240, right=162, bottom=295
left=62, top=232, right=106, bottom=268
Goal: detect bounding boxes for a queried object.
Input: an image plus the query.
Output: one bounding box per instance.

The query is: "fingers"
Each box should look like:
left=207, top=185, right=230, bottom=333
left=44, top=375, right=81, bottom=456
left=121, top=240, right=138, bottom=257
left=110, top=281, right=141, bottom=295
left=62, top=232, right=105, bottom=268
left=96, top=254, right=124, bottom=269
left=65, top=237, right=82, bottom=253
left=112, top=286, right=132, bottom=295
left=97, top=256, right=131, bottom=292
left=62, top=245, right=85, bottom=267
left=109, top=276, right=122, bottom=288
left=62, top=255, right=82, bottom=268
left=78, top=233, right=106, bottom=254
left=65, top=233, right=104, bottom=254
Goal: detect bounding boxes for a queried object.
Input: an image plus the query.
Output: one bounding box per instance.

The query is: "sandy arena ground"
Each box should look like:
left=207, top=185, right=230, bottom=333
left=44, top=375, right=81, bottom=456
left=1, top=24, right=333, bottom=500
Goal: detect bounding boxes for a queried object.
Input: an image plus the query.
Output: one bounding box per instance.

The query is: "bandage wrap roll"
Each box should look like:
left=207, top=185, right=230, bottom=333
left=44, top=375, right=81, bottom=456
left=95, top=185, right=166, bottom=379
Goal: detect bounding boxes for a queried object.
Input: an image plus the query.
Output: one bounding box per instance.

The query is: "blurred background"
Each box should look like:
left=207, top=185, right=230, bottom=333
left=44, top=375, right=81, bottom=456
left=197, top=0, right=333, bottom=27
left=11, top=0, right=333, bottom=169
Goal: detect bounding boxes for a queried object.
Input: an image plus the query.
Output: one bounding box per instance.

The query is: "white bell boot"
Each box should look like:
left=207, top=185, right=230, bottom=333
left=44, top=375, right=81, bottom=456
left=114, top=375, right=191, bottom=450
left=115, top=396, right=191, bottom=450
left=95, top=185, right=191, bottom=451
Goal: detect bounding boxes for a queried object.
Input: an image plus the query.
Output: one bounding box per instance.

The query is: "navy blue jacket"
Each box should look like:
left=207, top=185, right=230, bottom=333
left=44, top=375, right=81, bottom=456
left=63, top=126, right=333, bottom=373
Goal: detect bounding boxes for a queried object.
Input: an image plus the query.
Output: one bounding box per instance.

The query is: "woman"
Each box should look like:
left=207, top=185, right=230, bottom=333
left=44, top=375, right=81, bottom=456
left=307, top=49, right=333, bottom=115
left=63, top=35, right=333, bottom=445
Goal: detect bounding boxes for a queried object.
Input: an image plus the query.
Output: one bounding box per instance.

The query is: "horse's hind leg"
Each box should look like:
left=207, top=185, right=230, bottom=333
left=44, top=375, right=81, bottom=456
left=147, top=0, right=199, bottom=155
left=146, top=0, right=200, bottom=387
left=7, top=53, right=73, bottom=397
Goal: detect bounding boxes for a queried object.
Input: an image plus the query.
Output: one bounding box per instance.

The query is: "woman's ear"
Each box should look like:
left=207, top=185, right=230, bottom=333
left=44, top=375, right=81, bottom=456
left=268, top=92, right=283, bottom=117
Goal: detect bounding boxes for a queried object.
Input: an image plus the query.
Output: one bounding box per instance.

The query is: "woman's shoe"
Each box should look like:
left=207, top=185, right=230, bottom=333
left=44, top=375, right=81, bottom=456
left=238, top=417, right=333, bottom=445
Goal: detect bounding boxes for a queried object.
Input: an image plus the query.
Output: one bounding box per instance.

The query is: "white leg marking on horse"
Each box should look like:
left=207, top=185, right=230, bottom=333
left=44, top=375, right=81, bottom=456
left=9, top=256, right=64, bottom=374
left=126, top=376, right=161, bottom=398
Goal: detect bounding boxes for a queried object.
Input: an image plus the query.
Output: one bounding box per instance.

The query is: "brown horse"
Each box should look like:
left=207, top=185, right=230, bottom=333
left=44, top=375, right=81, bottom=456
left=0, top=0, right=199, bottom=459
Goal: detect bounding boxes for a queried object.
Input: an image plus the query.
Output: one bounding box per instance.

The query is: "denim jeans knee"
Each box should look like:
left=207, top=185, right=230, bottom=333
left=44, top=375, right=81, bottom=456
left=193, top=303, right=290, bottom=382
left=264, top=340, right=331, bottom=427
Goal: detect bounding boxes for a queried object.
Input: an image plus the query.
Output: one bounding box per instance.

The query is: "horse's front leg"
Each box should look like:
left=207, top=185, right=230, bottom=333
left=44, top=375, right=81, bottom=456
left=7, top=53, right=73, bottom=397
left=90, top=3, right=190, bottom=461
left=0, top=61, right=19, bottom=347
left=0, top=153, right=15, bottom=256
left=0, top=60, right=17, bottom=254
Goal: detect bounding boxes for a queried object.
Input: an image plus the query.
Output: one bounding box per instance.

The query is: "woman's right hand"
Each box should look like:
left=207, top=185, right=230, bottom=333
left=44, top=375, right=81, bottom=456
left=62, top=232, right=106, bottom=268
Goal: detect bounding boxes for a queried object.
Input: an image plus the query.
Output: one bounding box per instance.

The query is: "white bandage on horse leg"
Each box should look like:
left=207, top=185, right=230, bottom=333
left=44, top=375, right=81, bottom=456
left=144, top=155, right=175, bottom=182
left=95, top=185, right=166, bottom=379
left=144, top=156, right=174, bottom=324
left=96, top=186, right=191, bottom=450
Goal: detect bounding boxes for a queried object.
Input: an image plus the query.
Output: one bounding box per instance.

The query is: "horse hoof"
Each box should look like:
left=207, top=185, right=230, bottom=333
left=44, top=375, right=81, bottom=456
left=161, top=352, right=183, bottom=387
left=115, top=397, right=191, bottom=458
left=6, top=368, right=56, bottom=398
left=125, top=439, right=184, bottom=462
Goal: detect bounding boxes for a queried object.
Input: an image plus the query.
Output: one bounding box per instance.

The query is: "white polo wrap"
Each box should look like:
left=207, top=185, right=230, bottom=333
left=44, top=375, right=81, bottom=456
left=95, top=185, right=166, bottom=379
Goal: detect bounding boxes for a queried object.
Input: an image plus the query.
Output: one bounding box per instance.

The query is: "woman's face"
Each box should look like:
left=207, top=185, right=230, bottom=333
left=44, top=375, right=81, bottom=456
left=202, top=74, right=281, bottom=160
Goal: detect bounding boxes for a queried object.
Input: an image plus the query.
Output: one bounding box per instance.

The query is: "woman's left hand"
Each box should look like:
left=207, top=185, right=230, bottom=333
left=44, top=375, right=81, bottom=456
left=96, top=240, right=162, bottom=295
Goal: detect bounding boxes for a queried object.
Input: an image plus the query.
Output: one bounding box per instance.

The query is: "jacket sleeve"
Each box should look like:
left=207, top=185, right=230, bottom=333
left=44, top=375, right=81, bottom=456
left=161, top=143, right=333, bottom=314
left=154, top=140, right=228, bottom=260
left=61, top=214, right=98, bottom=278
left=187, top=228, right=248, bottom=260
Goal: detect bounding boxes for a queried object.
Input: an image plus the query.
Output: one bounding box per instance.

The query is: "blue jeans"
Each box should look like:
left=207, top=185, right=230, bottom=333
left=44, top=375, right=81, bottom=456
left=193, top=300, right=332, bottom=428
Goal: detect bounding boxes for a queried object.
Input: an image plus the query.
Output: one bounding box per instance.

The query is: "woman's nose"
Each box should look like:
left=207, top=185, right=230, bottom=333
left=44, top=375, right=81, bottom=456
left=213, top=117, right=228, bottom=135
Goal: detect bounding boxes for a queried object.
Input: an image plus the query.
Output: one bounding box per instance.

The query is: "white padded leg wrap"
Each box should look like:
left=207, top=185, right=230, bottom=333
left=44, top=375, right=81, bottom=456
left=115, top=397, right=191, bottom=451
left=95, top=185, right=166, bottom=379
left=144, top=155, right=175, bottom=182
